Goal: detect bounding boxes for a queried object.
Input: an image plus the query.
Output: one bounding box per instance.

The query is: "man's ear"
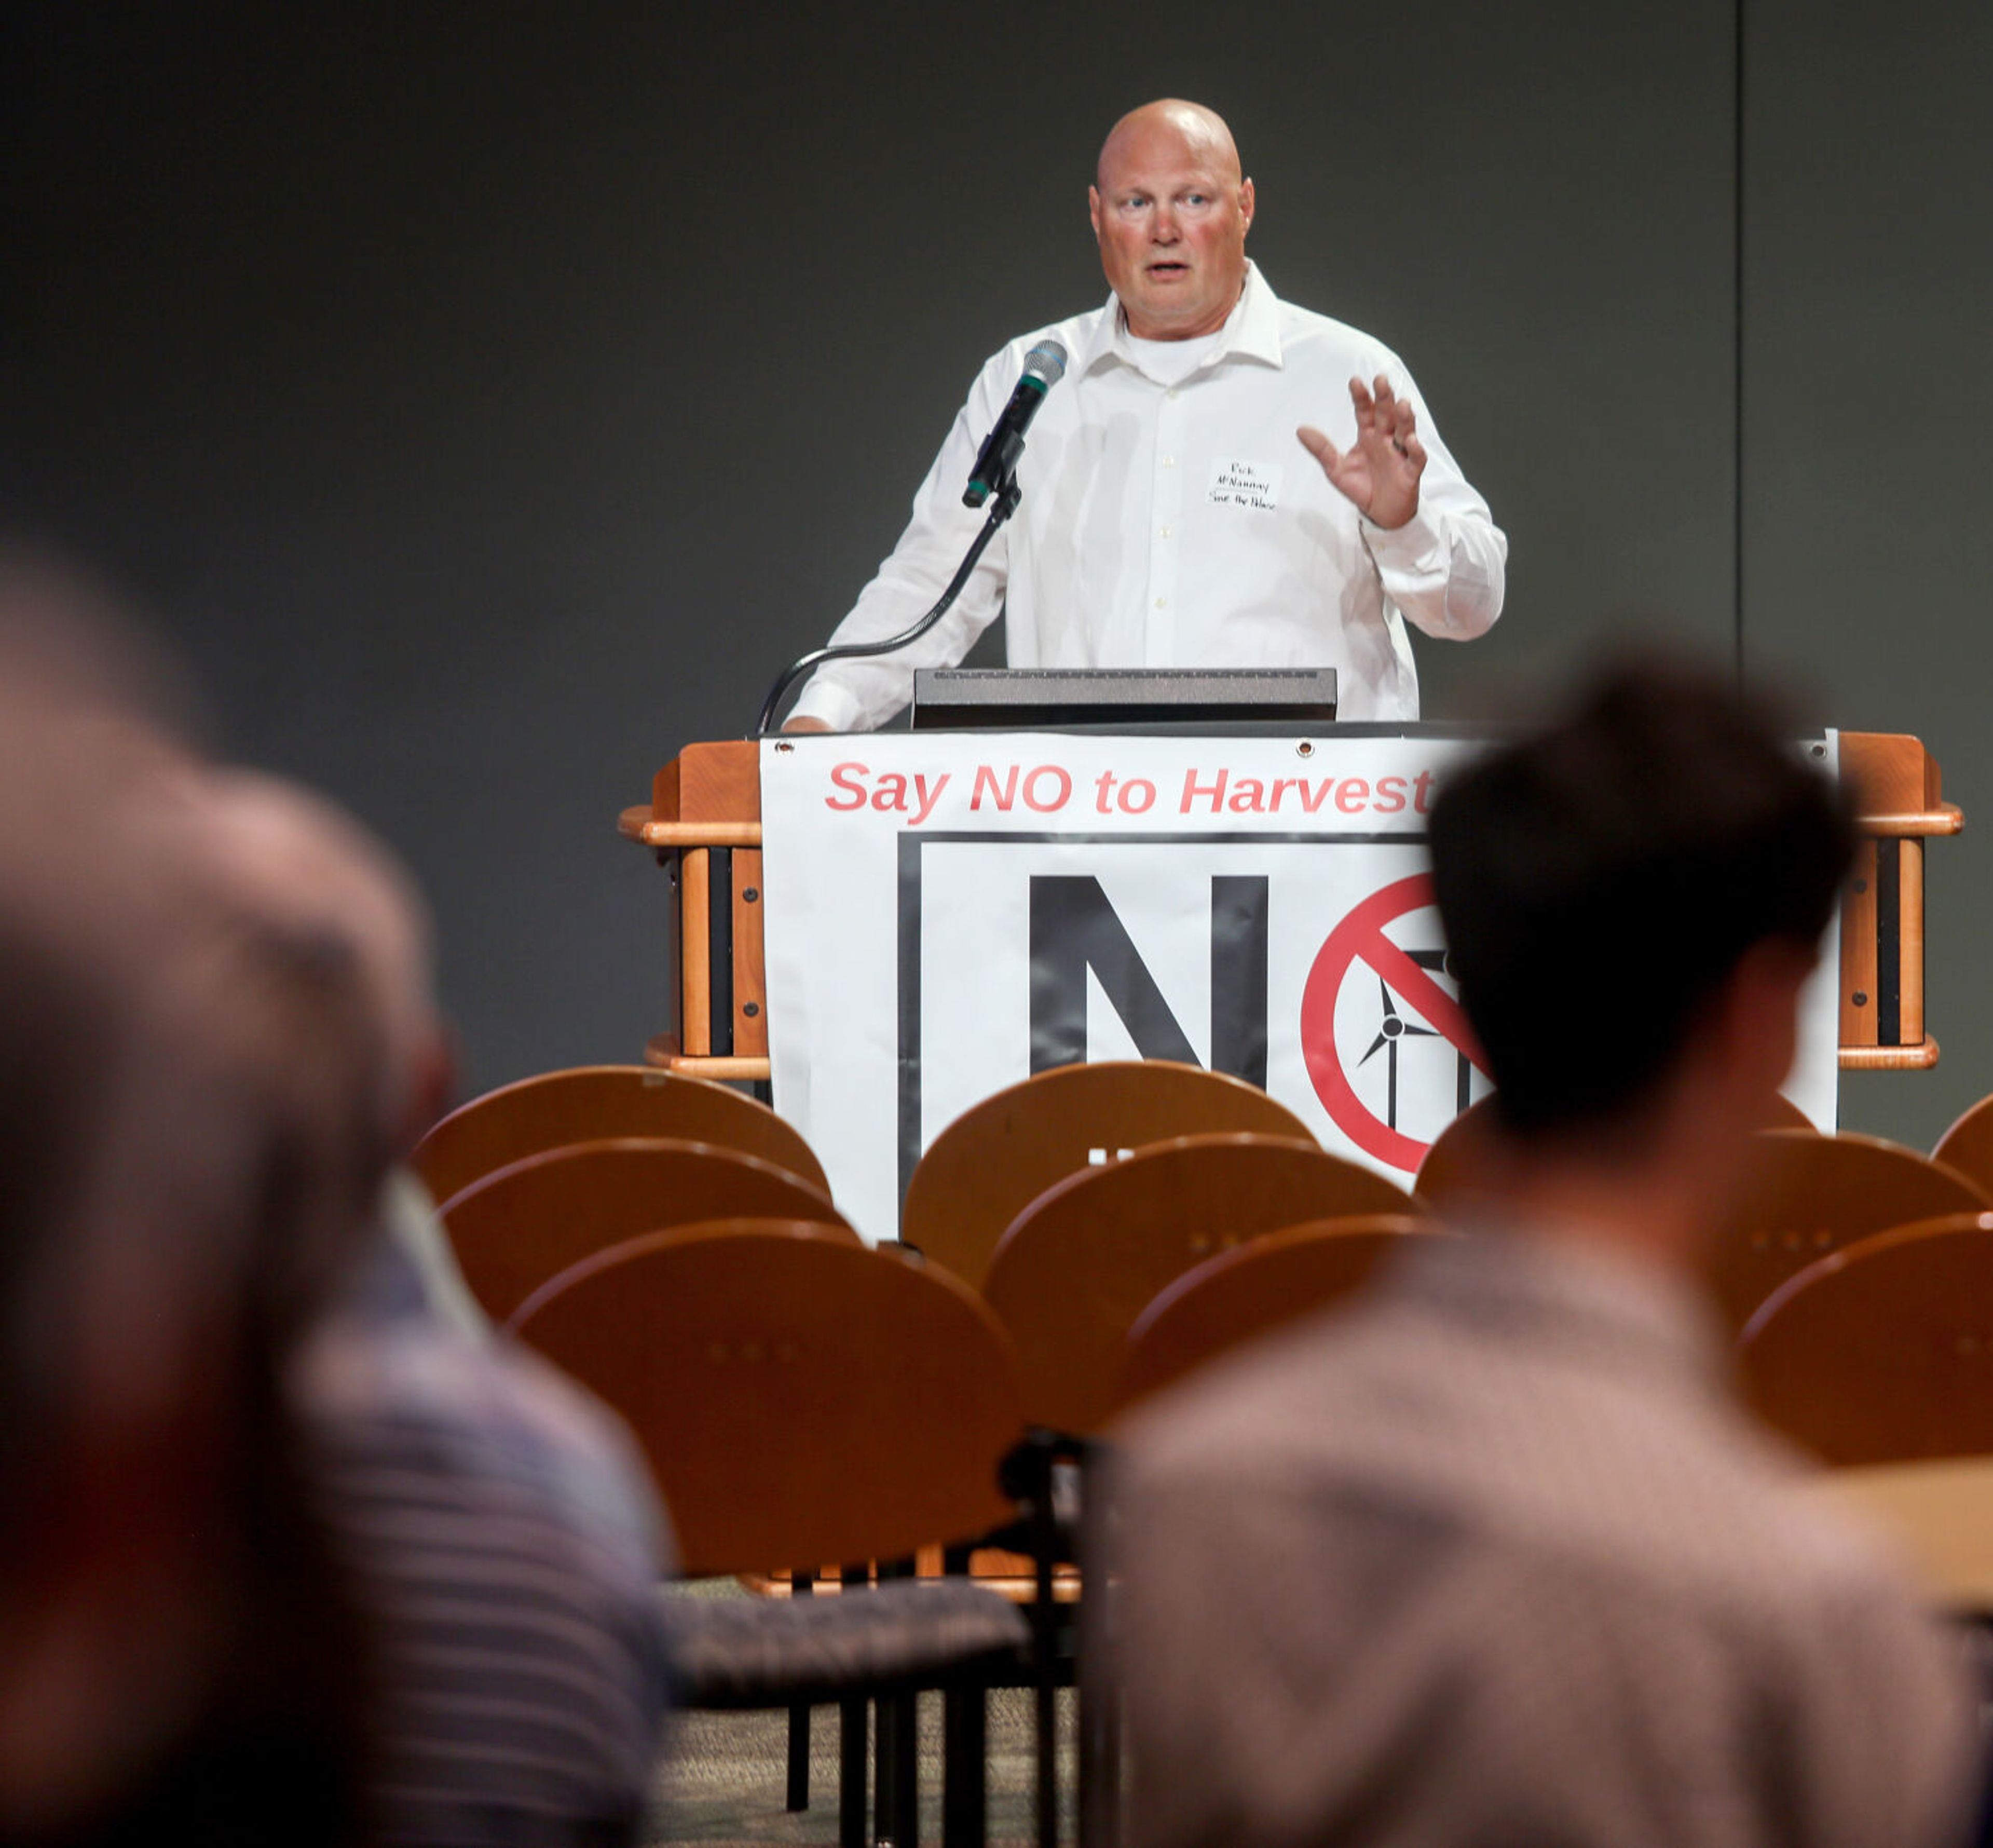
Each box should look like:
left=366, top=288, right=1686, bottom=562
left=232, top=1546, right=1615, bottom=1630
left=400, top=1023, right=457, bottom=1156
left=1238, top=176, right=1255, bottom=235
left=1718, top=937, right=1817, bottom=1103
left=1088, top=184, right=1102, bottom=240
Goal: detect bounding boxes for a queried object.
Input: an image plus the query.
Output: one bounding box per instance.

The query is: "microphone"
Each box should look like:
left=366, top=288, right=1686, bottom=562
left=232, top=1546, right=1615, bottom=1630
left=963, top=339, right=1069, bottom=507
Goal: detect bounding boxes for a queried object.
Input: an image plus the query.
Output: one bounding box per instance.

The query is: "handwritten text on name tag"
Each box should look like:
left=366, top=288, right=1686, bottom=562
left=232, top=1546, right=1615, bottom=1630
left=1206, top=457, right=1283, bottom=512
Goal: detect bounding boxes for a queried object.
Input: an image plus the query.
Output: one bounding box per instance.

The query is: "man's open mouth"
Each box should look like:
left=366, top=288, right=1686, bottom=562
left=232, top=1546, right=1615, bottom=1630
left=1148, top=261, right=1189, bottom=278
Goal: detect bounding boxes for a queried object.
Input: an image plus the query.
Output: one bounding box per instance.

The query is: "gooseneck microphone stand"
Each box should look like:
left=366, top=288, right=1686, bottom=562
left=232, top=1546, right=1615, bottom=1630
left=754, top=470, right=1022, bottom=737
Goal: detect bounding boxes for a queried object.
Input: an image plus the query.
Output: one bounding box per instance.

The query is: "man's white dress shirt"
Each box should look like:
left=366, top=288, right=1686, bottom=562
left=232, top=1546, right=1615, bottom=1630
left=791, top=264, right=1506, bottom=730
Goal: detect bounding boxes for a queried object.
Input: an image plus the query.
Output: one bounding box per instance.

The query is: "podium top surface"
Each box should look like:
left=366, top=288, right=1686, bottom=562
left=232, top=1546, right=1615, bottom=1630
left=909, top=666, right=1339, bottom=729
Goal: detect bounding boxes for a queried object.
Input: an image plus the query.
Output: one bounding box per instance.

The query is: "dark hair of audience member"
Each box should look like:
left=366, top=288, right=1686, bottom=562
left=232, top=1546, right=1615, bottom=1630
left=1428, top=652, right=1856, bottom=1142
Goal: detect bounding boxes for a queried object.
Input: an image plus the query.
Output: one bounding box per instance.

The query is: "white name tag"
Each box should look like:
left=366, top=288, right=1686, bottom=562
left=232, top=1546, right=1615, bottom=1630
left=1207, top=456, right=1283, bottom=512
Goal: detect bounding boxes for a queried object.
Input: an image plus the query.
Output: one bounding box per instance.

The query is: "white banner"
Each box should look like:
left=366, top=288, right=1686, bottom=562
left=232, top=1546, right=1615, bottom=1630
left=760, top=731, right=1840, bottom=1243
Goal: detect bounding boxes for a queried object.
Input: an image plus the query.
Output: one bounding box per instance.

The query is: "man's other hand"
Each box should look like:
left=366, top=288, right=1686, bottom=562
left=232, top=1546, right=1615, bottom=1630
left=1298, top=374, right=1426, bottom=529
left=782, top=715, right=834, bottom=734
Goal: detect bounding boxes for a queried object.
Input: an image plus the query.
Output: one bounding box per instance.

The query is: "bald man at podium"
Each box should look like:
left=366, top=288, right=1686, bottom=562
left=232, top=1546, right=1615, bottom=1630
left=785, top=99, right=1506, bottom=734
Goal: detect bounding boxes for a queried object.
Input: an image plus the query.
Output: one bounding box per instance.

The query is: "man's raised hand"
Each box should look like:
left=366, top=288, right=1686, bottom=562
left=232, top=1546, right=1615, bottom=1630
left=1298, top=374, right=1426, bottom=530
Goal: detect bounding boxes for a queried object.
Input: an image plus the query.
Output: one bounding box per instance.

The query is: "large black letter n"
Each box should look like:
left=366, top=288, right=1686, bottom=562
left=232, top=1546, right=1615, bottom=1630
left=1028, top=875, right=1267, bottom=1084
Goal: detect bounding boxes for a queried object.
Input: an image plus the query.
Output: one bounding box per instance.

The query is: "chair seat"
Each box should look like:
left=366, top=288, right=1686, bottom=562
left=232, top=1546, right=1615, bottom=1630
left=667, top=1578, right=1032, bottom=1707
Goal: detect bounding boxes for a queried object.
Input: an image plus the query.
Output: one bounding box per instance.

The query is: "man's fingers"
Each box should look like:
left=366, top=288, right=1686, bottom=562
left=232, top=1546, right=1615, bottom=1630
left=1347, top=375, right=1375, bottom=427
left=1402, top=432, right=1427, bottom=470
left=1372, top=375, right=1398, bottom=418
left=1298, top=424, right=1341, bottom=469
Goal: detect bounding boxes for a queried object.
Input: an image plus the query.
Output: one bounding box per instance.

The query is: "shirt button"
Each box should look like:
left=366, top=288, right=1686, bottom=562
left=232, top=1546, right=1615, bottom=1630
left=1155, top=596, right=1168, bottom=608
left=1160, top=524, right=1173, bottom=539
left=1161, top=455, right=1176, bottom=468
left=1166, top=387, right=1179, bottom=400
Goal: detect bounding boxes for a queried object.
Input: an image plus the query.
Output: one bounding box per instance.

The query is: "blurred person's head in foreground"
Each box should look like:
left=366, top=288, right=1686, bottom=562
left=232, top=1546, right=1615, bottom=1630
left=163, top=766, right=455, bottom=1165
left=1428, top=650, right=1854, bottom=1260
left=0, top=555, right=404, bottom=1844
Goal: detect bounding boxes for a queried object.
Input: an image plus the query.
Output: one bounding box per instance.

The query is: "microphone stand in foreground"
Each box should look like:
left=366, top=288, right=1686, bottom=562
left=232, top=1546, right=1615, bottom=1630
left=754, top=473, right=1019, bottom=737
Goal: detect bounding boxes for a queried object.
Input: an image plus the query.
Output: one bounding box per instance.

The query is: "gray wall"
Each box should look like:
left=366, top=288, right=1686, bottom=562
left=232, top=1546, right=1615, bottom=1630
left=1741, top=2, right=1993, bottom=1146
left=4, top=3, right=1986, bottom=1147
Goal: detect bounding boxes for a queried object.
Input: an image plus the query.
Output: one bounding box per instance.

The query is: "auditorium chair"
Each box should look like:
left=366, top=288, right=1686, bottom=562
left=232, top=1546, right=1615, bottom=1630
left=902, top=1059, right=1315, bottom=1288
left=981, top=1132, right=1419, bottom=1436
left=1739, top=1213, right=1993, bottom=1467
left=1932, top=1091, right=1993, bottom=1200
left=439, top=1136, right=851, bottom=1324
left=1114, top=1214, right=1444, bottom=1414
left=1416, top=1090, right=1814, bottom=1212
left=509, top=1222, right=1040, bottom=1848
left=1412, top=1093, right=1498, bottom=1208
left=411, top=1063, right=830, bottom=1210
left=1739, top=1219, right=1993, bottom=1639
left=1709, top=1129, right=1990, bottom=1333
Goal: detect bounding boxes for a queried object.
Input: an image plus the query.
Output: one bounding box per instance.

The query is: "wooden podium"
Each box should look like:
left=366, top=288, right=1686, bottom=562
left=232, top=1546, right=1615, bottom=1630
left=620, top=730, right=1962, bottom=1085
left=621, top=739, right=770, bottom=1081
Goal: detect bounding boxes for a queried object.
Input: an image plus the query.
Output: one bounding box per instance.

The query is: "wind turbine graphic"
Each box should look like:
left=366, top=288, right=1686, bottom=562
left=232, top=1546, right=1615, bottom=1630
left=1356, top=974, right=1440, bottom=1130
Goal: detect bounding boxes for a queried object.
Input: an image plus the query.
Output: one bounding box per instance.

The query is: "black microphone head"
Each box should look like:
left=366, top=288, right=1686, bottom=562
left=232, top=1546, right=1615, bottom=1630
left=1023, top=339, right=1069, bottom=388
left=964, top=339, right=1071, bottom=508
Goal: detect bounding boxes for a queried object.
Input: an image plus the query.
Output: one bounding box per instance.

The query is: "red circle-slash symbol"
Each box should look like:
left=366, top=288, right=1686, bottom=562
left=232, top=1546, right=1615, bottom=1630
left=1300, top=873, right=1488, bottom=1173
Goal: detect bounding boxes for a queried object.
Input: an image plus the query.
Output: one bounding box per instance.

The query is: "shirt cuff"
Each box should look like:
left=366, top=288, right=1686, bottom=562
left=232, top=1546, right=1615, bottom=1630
left=1359, top=502, right=1448, bottom=576
left=784, top=677, right=868, bottom=733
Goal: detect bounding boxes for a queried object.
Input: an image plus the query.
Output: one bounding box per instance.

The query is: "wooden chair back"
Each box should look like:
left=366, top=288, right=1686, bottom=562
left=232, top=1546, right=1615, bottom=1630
left=510, top=1224, right=1026, bottom=1576
left=1418, top=1091, right=1815, bottom=1212
left=981, top=1132, right=1417, bottom=1434
left=1115, top=1214, right=1442, bottom=1415
left=1739, top=1214, right=1993, bottom=1465
left=1413, top=1094, right=1498, bottom=1208
left=413, top=1064, right=829, bottom=1208
left=501, top=1214, right=857, bottom=1334
left=441, top=1137, right=851, bottom=1323
left=1932, top=1092, right=1993, bottom=1199
left=902, top=1061, right=1314, bottom=1288
left=1710, top=1129, right=1990, bottom=1332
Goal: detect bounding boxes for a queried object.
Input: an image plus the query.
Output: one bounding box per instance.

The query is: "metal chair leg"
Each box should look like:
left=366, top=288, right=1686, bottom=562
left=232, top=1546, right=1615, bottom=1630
left=1034, top=1547, right=1058, bottom=1848
left=1079, top=1661, right=1119, bottom=1848
left=941, top=1544, right=989, bottom=1848
left=872, top=1558, right=922, bottom=1848
left=875, top=1688, right=900, bottom=1846
left=942, top=1680, right=988, bottom=1848
left=892, top=1687, right=920, bottom=1847
left=840, top=1562, right=871, bottom=1848
left=787, top=1569, right=815, bottom=1812
left=999, top=1430, right=1069, bottom=1848
left=839, top=1696, right=868, bottom=1848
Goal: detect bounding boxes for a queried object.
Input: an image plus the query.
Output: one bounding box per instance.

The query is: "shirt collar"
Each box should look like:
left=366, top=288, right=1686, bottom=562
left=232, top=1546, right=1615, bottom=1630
left=1389, top=1218, right=1731, bottom=1391
left=1076, top=260, right=1287, bottom=379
